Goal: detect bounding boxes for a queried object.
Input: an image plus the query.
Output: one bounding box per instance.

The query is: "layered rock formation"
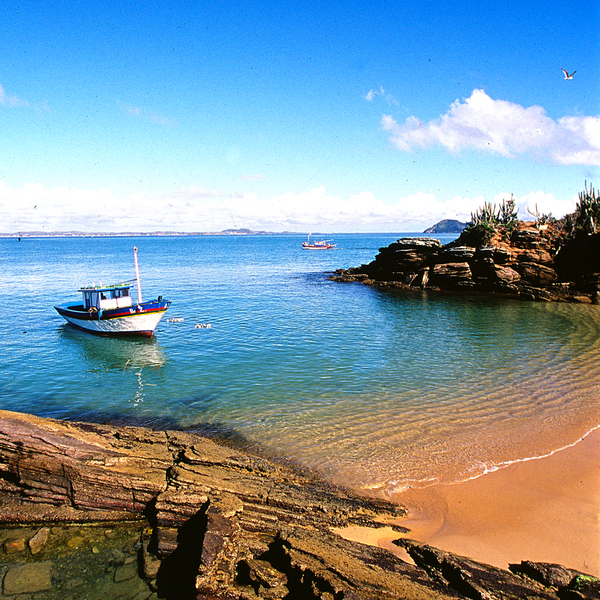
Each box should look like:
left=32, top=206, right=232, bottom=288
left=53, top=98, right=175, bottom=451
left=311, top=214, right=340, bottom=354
left=332, top=223, right=600, bottom=303
left=1, top=410, right=599, bottom=599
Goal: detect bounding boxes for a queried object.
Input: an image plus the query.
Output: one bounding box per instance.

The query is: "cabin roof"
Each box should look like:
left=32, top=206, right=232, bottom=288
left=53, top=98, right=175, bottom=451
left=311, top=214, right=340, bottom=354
left=78, top=282, right=134, bottom=293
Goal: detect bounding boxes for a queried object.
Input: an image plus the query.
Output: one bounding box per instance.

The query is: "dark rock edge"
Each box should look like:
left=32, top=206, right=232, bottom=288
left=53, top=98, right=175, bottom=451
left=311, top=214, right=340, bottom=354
left=0, top=410, right=598, bottom=599
left=331, top=223, right=600, bottom=304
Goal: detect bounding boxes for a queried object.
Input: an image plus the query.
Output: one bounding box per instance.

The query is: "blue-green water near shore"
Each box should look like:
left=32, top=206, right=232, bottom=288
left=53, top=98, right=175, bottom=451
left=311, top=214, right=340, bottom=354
left=2, top=234, right=599, bottom=498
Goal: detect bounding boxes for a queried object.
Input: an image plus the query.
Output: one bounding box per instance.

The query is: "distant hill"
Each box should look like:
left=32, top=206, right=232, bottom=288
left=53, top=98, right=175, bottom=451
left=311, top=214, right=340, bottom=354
left=423, top=219, right=467, bottom=234
left=0, top=228, right=283, bottom=238
left=219, top=228, right=260, bottom=235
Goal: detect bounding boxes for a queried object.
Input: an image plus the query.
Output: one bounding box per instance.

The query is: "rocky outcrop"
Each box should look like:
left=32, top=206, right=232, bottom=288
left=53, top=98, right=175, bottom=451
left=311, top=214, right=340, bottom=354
left=1, top=410, right=599, bottom=599
left=331, top=223, right=600, bottom=303
left=397, top=540, right=600, bottom=600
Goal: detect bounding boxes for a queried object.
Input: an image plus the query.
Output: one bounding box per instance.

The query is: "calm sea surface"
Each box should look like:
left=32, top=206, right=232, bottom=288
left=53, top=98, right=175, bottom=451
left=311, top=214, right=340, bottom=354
left=2, top=234, right=599, bottom=497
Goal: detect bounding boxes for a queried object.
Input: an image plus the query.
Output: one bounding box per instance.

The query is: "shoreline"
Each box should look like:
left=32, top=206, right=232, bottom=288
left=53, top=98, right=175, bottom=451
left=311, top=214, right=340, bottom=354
left=348, top=426, right=600, bottom=576
left=2, top=409, right=598, bottom=598
left=462, top=424, right=600, bottom=482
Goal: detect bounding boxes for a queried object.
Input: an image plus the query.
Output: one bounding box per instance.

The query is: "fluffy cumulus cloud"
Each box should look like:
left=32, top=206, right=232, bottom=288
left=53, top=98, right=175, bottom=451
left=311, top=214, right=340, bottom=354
left=1, top=181, right=127, bottom=231
left=0, top=180, right=576, bottom=234
left=382, top=89, right=600, bottom=166
left=513, top=191, right=576, bottom=221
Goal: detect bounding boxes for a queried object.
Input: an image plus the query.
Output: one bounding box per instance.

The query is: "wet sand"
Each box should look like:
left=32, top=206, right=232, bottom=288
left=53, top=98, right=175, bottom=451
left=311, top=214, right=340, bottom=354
left=341, top=427, right=600, bottom=576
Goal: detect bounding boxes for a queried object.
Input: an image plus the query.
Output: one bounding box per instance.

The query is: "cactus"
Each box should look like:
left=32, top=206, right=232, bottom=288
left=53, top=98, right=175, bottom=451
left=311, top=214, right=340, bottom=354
left=470, top=201, right=499, bottom=226
left=527, top=203, right=554, bottom=228
left=469, top=196, right=518, bottom=228
left=499, top=195, right=518, bottom=227
left=574, top=181, right=600, bottom=234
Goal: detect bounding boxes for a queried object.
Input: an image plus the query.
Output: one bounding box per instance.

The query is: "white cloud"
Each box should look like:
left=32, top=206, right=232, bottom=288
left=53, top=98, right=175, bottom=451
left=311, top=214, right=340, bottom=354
left=0, top=180, right=578, bottom=234
left=513, top=191, right=576, bottom=221
left=382, top=89, right=600, bottom=166
left=0, top=83, right=30, bottom=108
left=116, top=100, right=176, bottom=126
left=365, top=86, right=398, bottom=106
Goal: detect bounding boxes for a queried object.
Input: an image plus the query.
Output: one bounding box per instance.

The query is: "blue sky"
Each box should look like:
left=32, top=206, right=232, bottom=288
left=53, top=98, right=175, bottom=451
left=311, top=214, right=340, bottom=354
left=1, top=0, right=599, bottom=232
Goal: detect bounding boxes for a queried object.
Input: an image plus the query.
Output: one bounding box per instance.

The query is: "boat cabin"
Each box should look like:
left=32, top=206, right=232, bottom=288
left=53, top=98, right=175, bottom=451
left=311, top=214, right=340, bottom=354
left=79, top=283, right=134, bottom=311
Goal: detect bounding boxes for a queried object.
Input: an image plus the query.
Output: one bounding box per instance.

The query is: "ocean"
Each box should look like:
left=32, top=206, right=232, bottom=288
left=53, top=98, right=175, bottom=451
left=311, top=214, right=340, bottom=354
left=2, top=233, right=599, bottom=499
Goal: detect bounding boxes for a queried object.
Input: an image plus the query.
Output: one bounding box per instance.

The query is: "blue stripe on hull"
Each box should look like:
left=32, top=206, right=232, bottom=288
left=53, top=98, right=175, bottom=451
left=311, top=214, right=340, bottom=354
left=55, top=301, right=171, bottom=322
left=54, top=300, right=171, bottom=337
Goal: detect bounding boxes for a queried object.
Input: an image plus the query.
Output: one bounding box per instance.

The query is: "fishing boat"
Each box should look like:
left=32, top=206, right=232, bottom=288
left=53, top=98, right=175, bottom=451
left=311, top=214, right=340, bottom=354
left=54, top=247, right=171, bottom=337
left=301, top=234, right=337, bottom=250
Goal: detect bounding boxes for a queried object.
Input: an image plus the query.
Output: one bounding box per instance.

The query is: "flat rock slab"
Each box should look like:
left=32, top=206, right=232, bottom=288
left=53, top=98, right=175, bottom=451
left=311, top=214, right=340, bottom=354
left=3, top=560, right=53, bottom=594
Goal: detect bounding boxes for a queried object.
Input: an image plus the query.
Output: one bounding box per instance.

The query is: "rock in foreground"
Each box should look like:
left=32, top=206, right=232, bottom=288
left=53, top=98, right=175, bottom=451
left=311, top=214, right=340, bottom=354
left=0, top=410, right=598, bottom=599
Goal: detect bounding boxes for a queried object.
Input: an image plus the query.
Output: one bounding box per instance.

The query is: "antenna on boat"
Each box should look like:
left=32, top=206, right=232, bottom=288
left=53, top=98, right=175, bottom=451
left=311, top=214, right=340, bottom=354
left=133, top=247, right=143, bottom=304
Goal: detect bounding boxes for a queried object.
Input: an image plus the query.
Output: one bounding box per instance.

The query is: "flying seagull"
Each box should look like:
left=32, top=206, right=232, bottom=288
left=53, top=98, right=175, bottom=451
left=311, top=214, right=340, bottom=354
left=562, top=68, right=576, bottom=80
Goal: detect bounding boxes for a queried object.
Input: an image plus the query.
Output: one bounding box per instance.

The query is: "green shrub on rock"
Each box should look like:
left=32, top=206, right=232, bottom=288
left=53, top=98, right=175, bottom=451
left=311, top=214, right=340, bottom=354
left=461, top=196, right=518, bottom=246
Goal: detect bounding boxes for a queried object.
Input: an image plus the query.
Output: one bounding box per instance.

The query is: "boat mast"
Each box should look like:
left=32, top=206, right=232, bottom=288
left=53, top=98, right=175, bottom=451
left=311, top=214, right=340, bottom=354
left=133, top=246, right=143, bottom=304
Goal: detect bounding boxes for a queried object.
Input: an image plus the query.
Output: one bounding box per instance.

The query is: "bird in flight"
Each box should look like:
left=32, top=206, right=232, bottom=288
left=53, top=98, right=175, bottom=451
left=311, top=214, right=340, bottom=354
left=561, top=68, right=576, bottom=80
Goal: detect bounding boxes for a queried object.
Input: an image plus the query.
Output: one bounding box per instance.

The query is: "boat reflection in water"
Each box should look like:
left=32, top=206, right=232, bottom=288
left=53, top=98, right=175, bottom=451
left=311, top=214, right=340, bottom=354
left=59, top=325, right=168, bottom=408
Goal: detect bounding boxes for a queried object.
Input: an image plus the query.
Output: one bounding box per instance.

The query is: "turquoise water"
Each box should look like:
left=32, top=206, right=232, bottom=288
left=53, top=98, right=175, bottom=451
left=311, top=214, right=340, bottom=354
left=1, top=234, right=599, bottom=496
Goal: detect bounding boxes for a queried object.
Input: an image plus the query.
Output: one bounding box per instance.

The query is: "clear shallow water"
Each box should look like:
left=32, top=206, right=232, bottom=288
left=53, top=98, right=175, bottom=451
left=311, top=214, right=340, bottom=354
left=1, top=234, right=599, bottom=496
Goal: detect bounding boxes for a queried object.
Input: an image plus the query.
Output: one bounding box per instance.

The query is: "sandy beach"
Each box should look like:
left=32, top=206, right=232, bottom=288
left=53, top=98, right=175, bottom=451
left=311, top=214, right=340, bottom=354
left=340, top=427, right=600, bottom=577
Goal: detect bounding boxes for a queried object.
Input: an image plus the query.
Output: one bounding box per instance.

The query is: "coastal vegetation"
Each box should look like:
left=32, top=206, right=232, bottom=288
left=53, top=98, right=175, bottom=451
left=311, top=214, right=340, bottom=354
left=462, top=195, right=528, bottom=246
left=334, top=182, right=600, bottom=303
left=462, top=183, right=599, bottom=247
left=567, top=181, right=600, bottom=235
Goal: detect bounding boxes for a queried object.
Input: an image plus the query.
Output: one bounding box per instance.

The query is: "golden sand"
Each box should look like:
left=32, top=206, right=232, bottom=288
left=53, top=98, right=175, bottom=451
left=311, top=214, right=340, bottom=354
left=339, top=427, right=600, bottom=576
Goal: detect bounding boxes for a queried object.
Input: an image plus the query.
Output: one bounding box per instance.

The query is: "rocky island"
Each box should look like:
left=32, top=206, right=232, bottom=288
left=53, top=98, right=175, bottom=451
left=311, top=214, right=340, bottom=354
left=0, top=410, right=599, bottom=599
left=423, top=219, right=467, bottom=234
left=332, top=187, right=600, bottom=303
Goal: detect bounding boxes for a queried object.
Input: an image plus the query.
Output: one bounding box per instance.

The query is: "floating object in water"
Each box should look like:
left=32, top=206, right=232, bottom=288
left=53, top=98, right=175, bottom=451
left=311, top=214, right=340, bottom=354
left=195, top=323, right=211, bottom=329
left=301, top=233, right=337, bottom=250
left=167, top=317, right=184, bottom=323
left=54, top=247, right=171, bottom=337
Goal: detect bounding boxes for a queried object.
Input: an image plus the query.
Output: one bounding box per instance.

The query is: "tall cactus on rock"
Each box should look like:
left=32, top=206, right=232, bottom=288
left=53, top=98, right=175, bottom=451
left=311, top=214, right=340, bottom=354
left=574, top=181, right=600, bottom=235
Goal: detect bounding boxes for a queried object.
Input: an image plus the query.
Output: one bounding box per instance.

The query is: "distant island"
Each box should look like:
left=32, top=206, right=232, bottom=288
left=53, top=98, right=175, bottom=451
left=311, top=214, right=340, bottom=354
left=423, top=219, right=467, bottom=234
left=0, top=229, right=292, bottom=238
left=2, top=224, right=469, bottom=238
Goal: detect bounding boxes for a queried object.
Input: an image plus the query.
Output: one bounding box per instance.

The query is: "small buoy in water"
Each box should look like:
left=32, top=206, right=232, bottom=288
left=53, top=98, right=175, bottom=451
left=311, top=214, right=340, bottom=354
left=195, top=323, right=211, bottom=329
left=167, top=317, right=184, bottom=323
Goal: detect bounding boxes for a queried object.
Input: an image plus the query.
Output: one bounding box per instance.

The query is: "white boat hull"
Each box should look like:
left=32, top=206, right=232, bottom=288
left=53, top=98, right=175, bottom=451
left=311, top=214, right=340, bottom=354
left=55, top=299, right=171, bottom=337
left=55, top=248, right=171, bottom=337
left=60, top=310, right=167, bottom=336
